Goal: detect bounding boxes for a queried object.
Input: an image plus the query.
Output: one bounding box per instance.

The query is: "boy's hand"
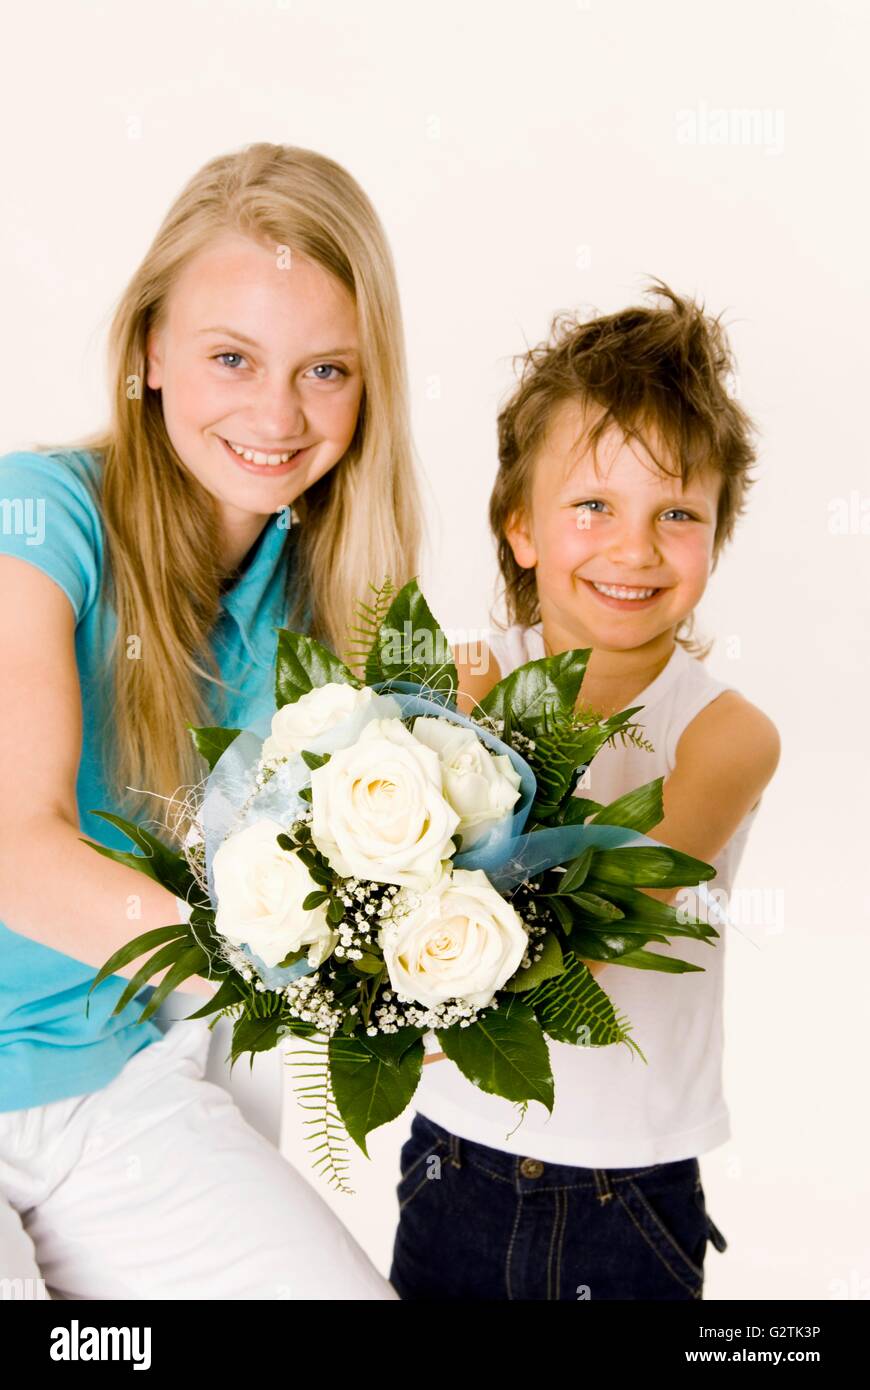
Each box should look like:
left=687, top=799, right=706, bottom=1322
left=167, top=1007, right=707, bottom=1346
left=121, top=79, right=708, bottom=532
left=422, top=1050, right=447, bottom=1065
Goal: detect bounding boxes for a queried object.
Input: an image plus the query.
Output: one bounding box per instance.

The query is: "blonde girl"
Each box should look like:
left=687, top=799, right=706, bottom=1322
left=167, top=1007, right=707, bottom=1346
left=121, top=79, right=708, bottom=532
left=0, top=142, right=421, bottom=1299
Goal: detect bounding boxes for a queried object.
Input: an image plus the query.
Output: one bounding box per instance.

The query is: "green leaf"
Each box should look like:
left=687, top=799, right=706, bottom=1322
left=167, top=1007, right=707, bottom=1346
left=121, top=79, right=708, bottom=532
left=230, top=1013, right=288, bottom=1070
left=435, top=997, right=554, bottom=1110
left=553, top=797, right=604, bottom=826
left=590, top=778, right=665, bottom=834
left=300, top=749, right=331, bottom=771
left=501, top=932, right=565, bottom=992
left=111, top=939, right=202, bottom=1017
left=479, top=650, right=590, bottom=734
left=302, top=890, right=329, bottom=910
left=546, top=895, right=575, bottom=933
left=368, top=578, right=458, bottom=699
left=275, top=631, right=360, bottom=710
left=584, top=881, right=718, bottom=938
left=187, top=725, right=242, bottom=771
left=596, top=945, right=705, bottom=974
left=590, top=845, right=716, bottom=888
left=526, top=950, right=637, bottom=1049
left=80, top=812, right=195, bottom=899
left=553, top=845, right=595, bottom=894
left=136, top=945, right=212, bottom=1022
left=88, top=923, right=189, bottom=993
left=558, top=891, right=626, bottom=921
left=330, top=1033, right=424, bottom=1156
left=182, top=973, right=245, bottom=1020
left=356, top=1026, right=426, bottom=1066
left=568, top=930, right=703, bottom=972
left=326, top=898, right=345, bottom=925
left=351, top=954, right=384, bottom=975
left=274, top=946, right=310, bottom=969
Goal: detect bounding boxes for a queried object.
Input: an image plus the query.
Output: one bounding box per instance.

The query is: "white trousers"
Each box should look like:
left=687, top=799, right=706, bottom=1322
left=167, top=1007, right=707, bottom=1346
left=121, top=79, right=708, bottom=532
left=0, top=1018, right=397, bottom=1300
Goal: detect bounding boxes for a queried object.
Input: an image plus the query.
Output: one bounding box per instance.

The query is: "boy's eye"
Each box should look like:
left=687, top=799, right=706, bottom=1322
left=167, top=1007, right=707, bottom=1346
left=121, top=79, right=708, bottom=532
left=215, top=352, right=248, bottom=370
left=573, top=499, right=606, bottom=513
left=661, top=508, right=693, bottom=521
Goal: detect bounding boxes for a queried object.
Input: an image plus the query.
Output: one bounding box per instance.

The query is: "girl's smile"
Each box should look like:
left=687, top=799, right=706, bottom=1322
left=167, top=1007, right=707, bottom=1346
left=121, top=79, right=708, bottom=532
left=216, top=434, right=315, bottom=475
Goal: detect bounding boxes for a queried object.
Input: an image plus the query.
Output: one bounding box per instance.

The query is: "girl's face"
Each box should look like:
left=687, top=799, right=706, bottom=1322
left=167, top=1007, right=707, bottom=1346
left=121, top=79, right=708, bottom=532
left=505, top=399, right=721, bottom=653
left=146, top=231, right=363, bottom=567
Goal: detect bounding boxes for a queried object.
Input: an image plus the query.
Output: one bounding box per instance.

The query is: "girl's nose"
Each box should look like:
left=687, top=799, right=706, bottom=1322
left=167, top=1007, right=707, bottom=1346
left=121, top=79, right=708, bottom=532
left=255, top=378, right=307, bottom=441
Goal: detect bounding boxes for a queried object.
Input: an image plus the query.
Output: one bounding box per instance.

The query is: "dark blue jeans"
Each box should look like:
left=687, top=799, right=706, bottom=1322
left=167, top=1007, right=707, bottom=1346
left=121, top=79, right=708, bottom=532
left=390, top=1111, right=728, bottom=1300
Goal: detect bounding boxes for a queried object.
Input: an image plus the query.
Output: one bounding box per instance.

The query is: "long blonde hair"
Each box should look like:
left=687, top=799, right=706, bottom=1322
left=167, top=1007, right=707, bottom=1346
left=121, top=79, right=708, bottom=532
left=58, top=142, right=421, bottom=831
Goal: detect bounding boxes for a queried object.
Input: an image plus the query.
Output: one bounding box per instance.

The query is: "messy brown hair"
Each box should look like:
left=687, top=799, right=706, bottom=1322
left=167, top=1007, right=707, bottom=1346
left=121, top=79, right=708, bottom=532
left=490, top=280, right=759, bottom=658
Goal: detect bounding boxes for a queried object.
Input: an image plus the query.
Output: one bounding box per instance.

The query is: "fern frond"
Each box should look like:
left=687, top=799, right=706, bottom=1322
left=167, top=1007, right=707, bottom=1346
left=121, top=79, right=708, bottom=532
left=342, top=577, right=398, bottom=676
left=283, top=1039, right=356, bottom=1194
left=610, top=722, right=656, bottom=754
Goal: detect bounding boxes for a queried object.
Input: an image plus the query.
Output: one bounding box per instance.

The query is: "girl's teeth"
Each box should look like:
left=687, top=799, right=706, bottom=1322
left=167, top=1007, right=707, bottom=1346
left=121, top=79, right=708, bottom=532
left=225, top=439, right=300, bottom=466
left=591, top=582, right=658, bottom=599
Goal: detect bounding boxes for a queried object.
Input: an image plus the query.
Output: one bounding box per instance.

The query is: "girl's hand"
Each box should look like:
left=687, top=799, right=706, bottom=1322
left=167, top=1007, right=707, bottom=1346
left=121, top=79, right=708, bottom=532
left=422, top=1050, right=447, bottom=1065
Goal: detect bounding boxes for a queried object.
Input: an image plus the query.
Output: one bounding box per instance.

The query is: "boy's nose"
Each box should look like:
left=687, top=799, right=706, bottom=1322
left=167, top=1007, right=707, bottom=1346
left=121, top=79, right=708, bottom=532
left=607, top=527, right=660, bottom=567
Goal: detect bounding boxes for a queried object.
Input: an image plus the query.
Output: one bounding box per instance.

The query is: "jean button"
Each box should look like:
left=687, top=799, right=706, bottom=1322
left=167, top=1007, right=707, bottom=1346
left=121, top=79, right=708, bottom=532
left=519, top=1157, right=544, bottom=1178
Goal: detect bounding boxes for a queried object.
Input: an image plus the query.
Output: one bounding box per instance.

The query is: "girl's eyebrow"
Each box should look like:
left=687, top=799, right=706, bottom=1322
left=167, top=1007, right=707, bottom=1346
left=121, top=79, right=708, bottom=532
left=197, top=325, right=359, bottom=356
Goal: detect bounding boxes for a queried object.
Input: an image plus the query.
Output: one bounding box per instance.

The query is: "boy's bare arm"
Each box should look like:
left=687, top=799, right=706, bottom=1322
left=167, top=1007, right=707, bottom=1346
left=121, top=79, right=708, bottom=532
left=639, top=690, right=781, bottom=908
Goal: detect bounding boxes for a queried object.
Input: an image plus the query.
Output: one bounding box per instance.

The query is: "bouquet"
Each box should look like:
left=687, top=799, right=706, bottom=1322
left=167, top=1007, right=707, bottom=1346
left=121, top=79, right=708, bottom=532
left=86, top=579, right=718, bottom=1192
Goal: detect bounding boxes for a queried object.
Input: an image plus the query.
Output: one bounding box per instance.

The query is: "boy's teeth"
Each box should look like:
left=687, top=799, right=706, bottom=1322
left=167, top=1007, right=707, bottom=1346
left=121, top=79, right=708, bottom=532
left=225, top=439, right=300, bottom=466
left=591, top=582, right=658, bottom=599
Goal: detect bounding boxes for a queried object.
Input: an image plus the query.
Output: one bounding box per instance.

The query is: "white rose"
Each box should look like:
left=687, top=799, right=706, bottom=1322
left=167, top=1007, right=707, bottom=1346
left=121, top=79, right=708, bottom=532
left=212, top=817, right=336, bottom=968
left=261, top=682, right=376, bottom=761
left=309, top=718, right=460, bottom=889
left=379, top=867, right=528, bottom=1009
left=411, top=716, right=522, bottom=850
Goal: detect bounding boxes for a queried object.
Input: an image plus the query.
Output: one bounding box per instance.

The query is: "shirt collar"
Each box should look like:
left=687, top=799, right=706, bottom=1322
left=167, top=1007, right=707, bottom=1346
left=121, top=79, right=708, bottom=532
left=218, top=512, right=299, bottom=669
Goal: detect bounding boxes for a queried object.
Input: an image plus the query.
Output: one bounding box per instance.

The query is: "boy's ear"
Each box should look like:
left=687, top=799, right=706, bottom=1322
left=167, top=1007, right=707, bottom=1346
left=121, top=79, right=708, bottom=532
left=504, top=509, right=538, bottom=569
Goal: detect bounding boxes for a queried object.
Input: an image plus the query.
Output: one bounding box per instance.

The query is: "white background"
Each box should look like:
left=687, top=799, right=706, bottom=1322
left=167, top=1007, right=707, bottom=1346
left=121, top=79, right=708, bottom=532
left=3, top=0, right=868, bottom=1300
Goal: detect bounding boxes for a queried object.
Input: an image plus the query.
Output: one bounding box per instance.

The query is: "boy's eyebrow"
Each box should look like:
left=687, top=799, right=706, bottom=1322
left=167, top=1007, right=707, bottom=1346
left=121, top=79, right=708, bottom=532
left=560, top=478, right=714, bottom=505
left=197, top=326, right=359, bottom=356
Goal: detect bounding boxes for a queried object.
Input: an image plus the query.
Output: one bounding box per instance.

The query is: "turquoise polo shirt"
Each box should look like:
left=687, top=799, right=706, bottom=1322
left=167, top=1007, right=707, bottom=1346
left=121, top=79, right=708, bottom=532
left=0, top=448, right=302, bottom=1111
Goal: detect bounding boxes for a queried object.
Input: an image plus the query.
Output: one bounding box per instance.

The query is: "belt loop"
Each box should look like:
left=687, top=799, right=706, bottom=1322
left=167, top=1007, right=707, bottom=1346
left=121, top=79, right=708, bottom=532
left=593, top=1168, right=614, bottom=1204
left=449, top=1130, right=462, bottom=1168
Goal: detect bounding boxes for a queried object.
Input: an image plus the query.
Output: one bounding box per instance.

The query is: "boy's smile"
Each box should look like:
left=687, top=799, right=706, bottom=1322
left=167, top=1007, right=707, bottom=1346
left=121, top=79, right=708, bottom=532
left=505, top=399, right=722, bottom=665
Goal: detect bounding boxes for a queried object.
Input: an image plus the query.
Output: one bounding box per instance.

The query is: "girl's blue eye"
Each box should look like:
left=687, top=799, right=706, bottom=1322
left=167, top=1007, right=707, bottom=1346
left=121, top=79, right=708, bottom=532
left=574, top=499, right=605, bottom=512
left=215, top=352, right=247, bottom=369
left=662, top=508, right=693, bottom=521
left=308, top=363, right=347, bottom=381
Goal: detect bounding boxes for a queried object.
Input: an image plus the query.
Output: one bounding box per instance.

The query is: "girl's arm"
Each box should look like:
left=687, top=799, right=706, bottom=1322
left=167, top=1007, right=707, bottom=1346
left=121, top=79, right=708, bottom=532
left=0, top=557, right=215, bottom=997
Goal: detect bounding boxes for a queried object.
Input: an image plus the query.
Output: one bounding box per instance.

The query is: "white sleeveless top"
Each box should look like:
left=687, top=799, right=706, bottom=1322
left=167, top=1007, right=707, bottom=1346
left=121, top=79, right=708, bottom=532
left=414, top=622, right=760, bottom=1167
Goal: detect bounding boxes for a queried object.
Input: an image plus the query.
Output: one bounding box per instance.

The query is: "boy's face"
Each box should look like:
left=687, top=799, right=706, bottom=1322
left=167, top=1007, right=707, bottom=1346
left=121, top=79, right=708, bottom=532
left=505, top=399, right=721, bottom=654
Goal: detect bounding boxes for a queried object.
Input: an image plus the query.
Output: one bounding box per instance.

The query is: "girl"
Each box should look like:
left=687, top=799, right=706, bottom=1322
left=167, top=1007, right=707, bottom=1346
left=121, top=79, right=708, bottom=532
left=393, top=284, right=781, bottom=1301
left=0, top=141, right=422, bottom=1299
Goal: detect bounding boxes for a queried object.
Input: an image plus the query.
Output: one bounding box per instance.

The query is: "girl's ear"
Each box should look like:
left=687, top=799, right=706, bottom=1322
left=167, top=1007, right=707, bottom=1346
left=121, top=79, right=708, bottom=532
left=504, top=508, right=537, bottom=569
left=145, top=327, right=164, bottom=390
